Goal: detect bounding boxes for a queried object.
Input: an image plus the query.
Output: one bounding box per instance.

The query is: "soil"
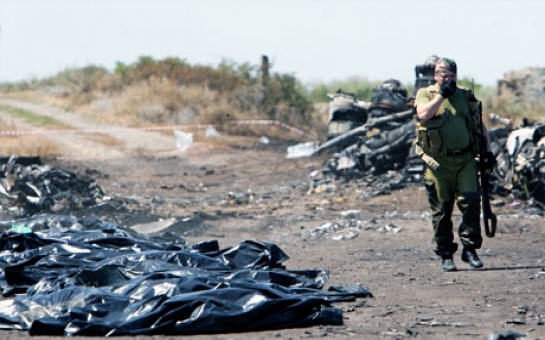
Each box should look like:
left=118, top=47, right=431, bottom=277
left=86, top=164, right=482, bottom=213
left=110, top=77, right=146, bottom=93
left=1, top=98, right=544, bottom=340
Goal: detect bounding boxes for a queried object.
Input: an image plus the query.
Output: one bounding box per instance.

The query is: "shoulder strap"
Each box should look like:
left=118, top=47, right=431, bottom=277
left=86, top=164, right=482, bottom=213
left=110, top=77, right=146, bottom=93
left=459, top=87, right=477, bottom=102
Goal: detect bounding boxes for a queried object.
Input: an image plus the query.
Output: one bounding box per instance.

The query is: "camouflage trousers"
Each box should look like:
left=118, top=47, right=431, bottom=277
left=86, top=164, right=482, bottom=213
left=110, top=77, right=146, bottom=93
left=422, top=152, right=482, bottom=257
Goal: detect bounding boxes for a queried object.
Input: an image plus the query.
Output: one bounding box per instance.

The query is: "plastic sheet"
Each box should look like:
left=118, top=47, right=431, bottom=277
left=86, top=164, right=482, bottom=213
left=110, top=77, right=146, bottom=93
left=174, top=130, right=193, bottom=152
left=286, top=141, right=315, bottom=159
left=0, top=214, right=372, bottom=336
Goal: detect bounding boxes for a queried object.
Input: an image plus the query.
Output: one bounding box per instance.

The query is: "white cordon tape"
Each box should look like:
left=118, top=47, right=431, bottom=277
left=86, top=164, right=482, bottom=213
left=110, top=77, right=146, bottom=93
left=0, top=120, right=316, bottom=138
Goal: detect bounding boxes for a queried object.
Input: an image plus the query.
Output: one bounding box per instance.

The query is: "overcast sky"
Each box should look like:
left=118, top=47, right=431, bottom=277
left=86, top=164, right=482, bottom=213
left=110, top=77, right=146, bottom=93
left=0, top=0, right=544, bottom=87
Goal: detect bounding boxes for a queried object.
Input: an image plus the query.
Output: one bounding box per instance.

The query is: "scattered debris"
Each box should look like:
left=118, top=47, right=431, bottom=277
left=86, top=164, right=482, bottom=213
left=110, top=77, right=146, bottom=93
left=309, top=83, right=545, bottom=212
left=0, top=155, right=107, bottom=217
left=489, top=329, right=527, bottom=340
left=488, top=118, right=545, bottom=211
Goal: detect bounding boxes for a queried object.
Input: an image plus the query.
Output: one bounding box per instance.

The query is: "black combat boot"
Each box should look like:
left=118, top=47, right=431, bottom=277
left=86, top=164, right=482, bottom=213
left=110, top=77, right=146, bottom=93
left=461, top=248, right=483, bottom=268
left=441, top=256, right=457, bottom=272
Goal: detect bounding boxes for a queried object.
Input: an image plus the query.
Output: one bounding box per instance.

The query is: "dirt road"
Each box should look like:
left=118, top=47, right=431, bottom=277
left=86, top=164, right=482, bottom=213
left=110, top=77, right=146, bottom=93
left=1, top=98, right=544, bottom=340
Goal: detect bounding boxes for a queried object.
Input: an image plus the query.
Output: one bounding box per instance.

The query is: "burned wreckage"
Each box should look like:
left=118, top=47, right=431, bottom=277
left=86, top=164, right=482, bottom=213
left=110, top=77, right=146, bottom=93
left=0, top=59, right=543, bottom=337
left=0, top=160, right=373, bottom=334
left=312, top=58, right=545, bottom=212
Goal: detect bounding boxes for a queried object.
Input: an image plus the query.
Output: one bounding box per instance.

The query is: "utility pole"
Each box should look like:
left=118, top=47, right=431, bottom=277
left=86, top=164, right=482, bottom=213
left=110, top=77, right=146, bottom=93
left=260, top=55, right=269, bottom=86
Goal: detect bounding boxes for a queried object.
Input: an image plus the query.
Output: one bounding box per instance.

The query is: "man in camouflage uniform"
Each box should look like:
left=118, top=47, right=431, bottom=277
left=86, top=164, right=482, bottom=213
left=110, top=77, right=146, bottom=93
left=414, top=58, right=493, bottom=272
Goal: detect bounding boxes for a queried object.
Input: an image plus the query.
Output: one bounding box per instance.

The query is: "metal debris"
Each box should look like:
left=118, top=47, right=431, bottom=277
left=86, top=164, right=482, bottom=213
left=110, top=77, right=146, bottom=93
left=309, top=83, right=545, bottom=212
left=0, top=155, right=107, bottom=217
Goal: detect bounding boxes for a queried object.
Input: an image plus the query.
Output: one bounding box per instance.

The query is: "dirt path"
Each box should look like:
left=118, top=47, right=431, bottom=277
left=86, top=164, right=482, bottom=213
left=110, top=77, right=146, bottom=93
left=0, top=98, right=181, bottom=161
left=1, top=98, right=544, bottom=340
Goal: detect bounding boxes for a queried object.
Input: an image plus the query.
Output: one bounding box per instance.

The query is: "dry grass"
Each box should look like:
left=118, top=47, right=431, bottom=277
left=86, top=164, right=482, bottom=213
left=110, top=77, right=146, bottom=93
left=484, top=95, right=545, bottom=128
left=0, top=99, right=126, bottom=158
left=0, top=135, right=61, bottom=157
left=0, top=104, right=72, bottom=130
left=84, top=132, right=123, bottom=148
left=39, top=78, right=319, bottom=143
left=28, top=66, right=322, bottom=139
left=63, top=78, right=242, bottom=128
left=0, top=106, right=64, bottom=157
left=0, top=91, right=41, bottom=102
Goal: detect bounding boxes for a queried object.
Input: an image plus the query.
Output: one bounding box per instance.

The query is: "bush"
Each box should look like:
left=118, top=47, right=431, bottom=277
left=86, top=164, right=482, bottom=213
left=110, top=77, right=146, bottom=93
left=3, top=56, right=543, bottom=140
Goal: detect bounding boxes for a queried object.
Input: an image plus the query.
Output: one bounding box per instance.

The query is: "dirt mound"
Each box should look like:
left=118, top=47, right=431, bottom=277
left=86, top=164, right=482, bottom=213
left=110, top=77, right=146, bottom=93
left=498, top=67, right=545, bottom=108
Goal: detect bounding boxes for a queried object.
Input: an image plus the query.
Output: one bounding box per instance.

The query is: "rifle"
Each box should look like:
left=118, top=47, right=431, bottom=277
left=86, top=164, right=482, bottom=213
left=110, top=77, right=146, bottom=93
left=476, top=100, right=497, bottom=238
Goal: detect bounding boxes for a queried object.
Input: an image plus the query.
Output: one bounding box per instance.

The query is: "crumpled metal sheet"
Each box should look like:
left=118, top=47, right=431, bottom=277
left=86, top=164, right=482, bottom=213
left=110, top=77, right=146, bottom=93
left=0, top=156, right=105, bottom=217
left=0, top=214, right=372, bottom=336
